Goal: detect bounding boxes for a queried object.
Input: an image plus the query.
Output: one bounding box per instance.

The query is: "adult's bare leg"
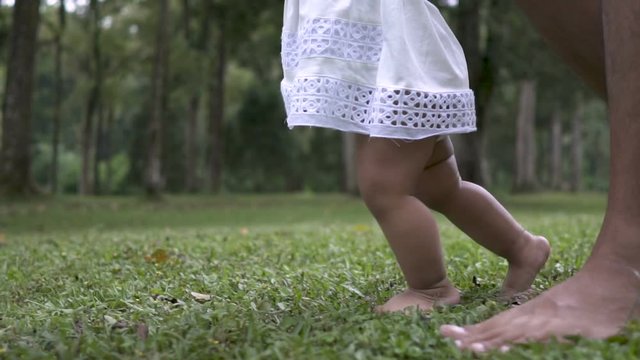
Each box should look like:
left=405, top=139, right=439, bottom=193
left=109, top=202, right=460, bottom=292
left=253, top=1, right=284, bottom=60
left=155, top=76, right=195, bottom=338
left=515, top=0, right=606, bottom=98
left=441, top=0, right=640, bottom=351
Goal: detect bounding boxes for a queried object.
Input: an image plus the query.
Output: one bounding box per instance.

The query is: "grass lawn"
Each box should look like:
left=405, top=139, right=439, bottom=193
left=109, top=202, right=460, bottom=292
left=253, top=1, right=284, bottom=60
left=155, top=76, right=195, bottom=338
left=1, top=193, right=639, bottom=359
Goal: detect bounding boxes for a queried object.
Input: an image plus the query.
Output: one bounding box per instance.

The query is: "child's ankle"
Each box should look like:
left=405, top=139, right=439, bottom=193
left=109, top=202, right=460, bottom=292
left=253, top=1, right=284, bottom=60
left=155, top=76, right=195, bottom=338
left=507, top=230, right=534, bottom=265
left=410, top=277, right=455, bottom=292
left=407, top=279, right=460, bottom=303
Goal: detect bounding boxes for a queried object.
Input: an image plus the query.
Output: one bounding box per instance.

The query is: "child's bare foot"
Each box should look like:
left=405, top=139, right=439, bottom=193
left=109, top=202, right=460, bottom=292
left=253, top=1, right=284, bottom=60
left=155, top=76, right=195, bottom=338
left=376, top=279, right=460, bottom=313
left=501, top=234, right=551, bottom=299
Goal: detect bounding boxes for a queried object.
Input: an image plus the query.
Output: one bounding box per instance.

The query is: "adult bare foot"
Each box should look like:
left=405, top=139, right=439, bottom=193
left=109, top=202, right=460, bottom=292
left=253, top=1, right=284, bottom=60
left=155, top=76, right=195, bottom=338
left=501, top=234, right=551, bottom=299
left=442, top=0, right=640, bottom=352
left=376, top=279, right=460, bottom=313
left=440, top=257, right=640, bottom=352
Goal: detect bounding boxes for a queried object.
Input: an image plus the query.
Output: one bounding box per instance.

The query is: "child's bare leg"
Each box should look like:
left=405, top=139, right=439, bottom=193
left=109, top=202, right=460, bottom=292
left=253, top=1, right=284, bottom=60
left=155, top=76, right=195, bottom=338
left=415, top=138, right=550, bottom=298
left=356, top=135, right=460, bottom=312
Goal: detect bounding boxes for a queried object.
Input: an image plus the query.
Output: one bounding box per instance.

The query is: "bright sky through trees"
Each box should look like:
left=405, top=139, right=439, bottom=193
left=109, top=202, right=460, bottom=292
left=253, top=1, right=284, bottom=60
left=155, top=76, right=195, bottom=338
left=0, top=0, right=459, bottom=9
left=0, top=0, right=88, bottom=11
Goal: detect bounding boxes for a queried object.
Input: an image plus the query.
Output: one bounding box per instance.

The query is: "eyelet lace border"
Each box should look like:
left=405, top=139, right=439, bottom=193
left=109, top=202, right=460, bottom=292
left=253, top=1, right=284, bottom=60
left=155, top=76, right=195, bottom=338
left=282, top=76, right=476, bottom=139
left=282, top=17, right=384, bottom=70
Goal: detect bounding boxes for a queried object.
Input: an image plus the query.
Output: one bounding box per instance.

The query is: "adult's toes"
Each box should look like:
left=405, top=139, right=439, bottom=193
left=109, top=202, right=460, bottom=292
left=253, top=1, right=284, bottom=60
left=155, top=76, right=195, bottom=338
left=440, top=325, right=467, bottom=339
left=465, top=330, right=528, bottom=353
left=461, top=317, right=544, bottom=351
left=458, top=325, right=516, bottom=350
left=469, top=343, right=486, bottom=353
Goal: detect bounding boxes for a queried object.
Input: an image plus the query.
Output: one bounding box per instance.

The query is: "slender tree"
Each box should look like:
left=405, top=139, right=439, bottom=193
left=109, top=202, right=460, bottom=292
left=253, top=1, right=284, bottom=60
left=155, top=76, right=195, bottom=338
left=204, top=0, right=283, bottom=193
left=550, top=109, right=564, bottom=190
left=454, top=0, right=496, bottom=186
left=182, top=0, right=201, bottom=192
left=514, top=80, right=538, bottom=191
left=94, top=104, right=104, bottom=194
left=207, top=7, right=225, bottom=193
left=570, top=99, right=584, bottom=192
left=0, top=0, right=41, bottom=196
left=80, top=0, right=102, bottom=195
left=50, top=0, right=66, bottom=193
left=104, top=105, right=114, bottom=192
left=342, top=133, right=358, bottom=195
left=145, top=0, right=170, bottom=197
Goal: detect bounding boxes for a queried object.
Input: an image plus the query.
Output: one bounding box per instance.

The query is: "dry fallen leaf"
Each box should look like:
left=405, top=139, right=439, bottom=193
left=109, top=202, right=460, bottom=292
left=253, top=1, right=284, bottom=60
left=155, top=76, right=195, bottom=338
left=73, top=319, right=84, bottom=336
left=112, top=320, right=129, bottom=330
left=190, top=291, right=213, bottom=303
left=104, top=315, right=117, bottom=326
left=152, top=294, right=185, bottom=306
left=137, top=323, right=149, bottom=340
left=104, top=315, right=129, bottom=330
left=144, top=249, right=169, bottom=263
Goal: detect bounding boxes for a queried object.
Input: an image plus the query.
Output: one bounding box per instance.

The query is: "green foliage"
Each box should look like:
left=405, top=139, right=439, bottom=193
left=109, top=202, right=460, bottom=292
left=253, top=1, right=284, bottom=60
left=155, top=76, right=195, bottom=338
left=102, top=153, right=132, bottom=194
left=31, top=143, right=132, bottom=194
left=581, top=101, right=609, bottom=191
left=224, top=82, right=295, bottom=193
left=0, top=6, right=10, bottom=62
left=2, top=1, right=611, bottom=195
left=2, top=194, right=639, bottom=358
left=304, top=128, right=344, bottom=192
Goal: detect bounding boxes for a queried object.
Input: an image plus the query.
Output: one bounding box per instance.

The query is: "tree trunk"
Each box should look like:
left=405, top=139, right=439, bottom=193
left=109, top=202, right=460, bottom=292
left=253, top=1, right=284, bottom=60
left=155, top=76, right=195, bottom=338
left=80, top=92, right=97, bottom=195
left=570, top=100, right=584, bottom=192
left=80, top=0, right=102, bottom=195
left=514, top=80, right=537, bottom=192
left=145, top=0, right=170, bottom=197
left=105, top=106, right=114, bottom=192
left=342, top=132, right=358, bottom=195
left=185, top=96, right=199, bottom=192
left=0, top=0, right=41, bottom=196
left=182, top=0, right=200, bottom=193
left=208, top=18, right=226, bottom=193
left=50, top=0, right=65, bottom=194
left=94, top=104, right=104, bottom=194
left=550, top=109, right=563, bottom=190
left=454, top=0, right=495, bottom=186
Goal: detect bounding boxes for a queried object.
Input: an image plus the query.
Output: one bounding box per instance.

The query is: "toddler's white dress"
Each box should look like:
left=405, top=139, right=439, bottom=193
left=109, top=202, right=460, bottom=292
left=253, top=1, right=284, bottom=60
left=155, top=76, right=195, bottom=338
left=281, top=0, right=476, bottom=140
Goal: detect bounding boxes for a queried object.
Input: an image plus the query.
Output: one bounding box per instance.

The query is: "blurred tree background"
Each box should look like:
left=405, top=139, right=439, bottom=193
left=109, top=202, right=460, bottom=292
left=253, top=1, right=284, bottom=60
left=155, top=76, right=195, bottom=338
left=0, top=0, right=609, bottom=197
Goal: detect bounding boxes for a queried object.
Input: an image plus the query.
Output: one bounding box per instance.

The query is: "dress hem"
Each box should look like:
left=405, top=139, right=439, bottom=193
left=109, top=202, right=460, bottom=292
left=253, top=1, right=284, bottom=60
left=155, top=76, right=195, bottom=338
left=286, top=114, right=477, bottom=140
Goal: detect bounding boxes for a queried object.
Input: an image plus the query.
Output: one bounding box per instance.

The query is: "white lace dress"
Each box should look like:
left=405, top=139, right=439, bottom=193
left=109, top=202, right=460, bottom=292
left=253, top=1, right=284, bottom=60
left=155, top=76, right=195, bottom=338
left=280, top=0, right=476, bottom=140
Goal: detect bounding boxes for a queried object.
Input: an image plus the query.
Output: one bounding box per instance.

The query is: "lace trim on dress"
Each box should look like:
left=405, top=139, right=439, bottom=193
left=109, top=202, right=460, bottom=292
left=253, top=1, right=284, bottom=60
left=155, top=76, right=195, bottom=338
left=283, top=76, right=476, bottom=133
left=282, top=17, right=384, bottom=70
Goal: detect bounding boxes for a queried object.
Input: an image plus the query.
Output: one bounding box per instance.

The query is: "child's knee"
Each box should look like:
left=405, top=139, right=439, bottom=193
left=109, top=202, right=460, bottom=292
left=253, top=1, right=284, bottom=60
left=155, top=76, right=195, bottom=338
left=358, top=175, right=403, bottom=215
left=358, top=176, right=388, bottom=207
